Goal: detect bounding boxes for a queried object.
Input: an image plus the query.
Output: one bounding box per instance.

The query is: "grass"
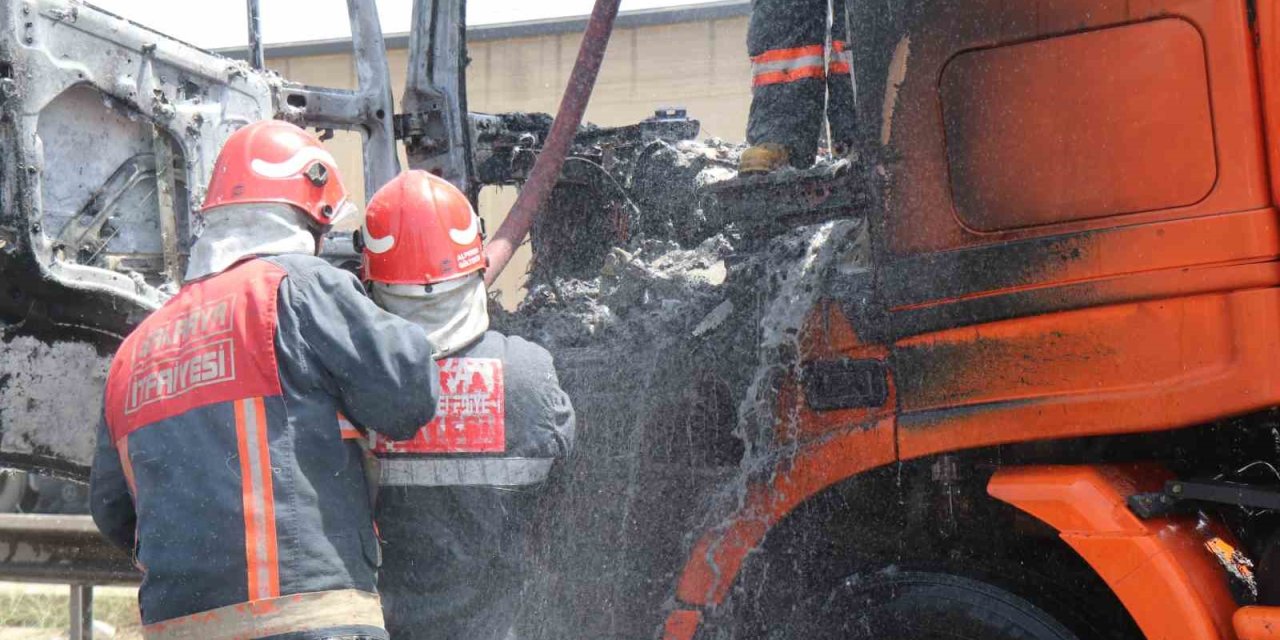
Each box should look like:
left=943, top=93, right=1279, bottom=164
left=0, top=584, right=141, bottom=639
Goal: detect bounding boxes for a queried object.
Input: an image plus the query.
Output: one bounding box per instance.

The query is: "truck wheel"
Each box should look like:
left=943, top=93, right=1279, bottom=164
left=801, top=570, right=1079, bottom=640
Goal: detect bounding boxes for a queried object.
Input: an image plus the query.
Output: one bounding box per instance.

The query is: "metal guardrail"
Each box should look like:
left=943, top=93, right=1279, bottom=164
left=0, top=514, right=139, bottom=640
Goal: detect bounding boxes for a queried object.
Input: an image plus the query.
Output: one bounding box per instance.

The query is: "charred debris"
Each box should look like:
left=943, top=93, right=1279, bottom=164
left=485, top=109, right=873, bottom=637
left=493, top=108, right=870, bottom=461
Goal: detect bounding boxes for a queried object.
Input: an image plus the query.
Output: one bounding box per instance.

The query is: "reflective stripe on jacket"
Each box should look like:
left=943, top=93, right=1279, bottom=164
left=751, top=40, right=852, bottom=86
left=90, top=254, right=439, bottom=637
left=141, top=590, right=384, bottom=640
left=751, top=44, right=826, bottom=86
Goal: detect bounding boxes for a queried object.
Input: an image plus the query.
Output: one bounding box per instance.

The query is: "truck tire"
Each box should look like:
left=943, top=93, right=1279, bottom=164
left=799, top=570, right=1079, bottom=640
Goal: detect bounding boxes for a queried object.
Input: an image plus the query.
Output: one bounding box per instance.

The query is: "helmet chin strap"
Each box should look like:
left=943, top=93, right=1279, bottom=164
left=371, top=274, right=490, bottom=359
left=310, top=225, right=327, bottom=256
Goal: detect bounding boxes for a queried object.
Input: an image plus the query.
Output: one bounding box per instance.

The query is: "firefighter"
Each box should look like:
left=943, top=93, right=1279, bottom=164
left=89, top=121, right=439, bottom=640
left=359, top=170, right=576, bottom=640
left=740, top=0, right=857, bottom=173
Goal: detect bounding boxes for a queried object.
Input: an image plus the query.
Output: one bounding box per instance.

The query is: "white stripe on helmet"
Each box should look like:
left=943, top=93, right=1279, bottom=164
left=362, top=220, right=395, bottom=255
left=250, top=146, right=338, bottom=180
left=449, top=215, right=480, bottom=246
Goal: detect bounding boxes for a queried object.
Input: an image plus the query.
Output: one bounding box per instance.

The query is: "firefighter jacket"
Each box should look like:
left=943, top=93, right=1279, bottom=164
left=89, top=255, right=439, bottom=640
left=371, top=330, right=575, bottom=640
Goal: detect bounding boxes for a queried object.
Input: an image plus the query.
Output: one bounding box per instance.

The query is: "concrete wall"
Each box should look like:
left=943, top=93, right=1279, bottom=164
left=266, top=12, right=751, bottom=306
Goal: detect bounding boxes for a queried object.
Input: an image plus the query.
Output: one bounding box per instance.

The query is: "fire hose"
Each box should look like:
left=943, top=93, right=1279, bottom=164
left=483, top=0, right=623, bottom=285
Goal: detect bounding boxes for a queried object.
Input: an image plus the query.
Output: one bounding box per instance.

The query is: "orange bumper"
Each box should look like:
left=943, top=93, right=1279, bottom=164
left=989, top=464, right=1238, bottom=640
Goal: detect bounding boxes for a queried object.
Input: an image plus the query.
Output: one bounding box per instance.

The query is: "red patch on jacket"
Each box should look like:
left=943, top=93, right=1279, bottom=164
left=371, top=358, right=506, bottom=454
left=104, top=260, right=286, bottom=442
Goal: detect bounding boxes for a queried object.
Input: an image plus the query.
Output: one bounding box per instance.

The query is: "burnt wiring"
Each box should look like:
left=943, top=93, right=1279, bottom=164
left=562, top=156, right=644, bottom=224
left=1216, top=460, right=1280, bottom=518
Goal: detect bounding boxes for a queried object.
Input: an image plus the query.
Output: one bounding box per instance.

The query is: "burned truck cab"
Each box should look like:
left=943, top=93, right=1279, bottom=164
left=663, top=1, right=1280, bottom=639
left=873, top=1, right=1278, bottom=452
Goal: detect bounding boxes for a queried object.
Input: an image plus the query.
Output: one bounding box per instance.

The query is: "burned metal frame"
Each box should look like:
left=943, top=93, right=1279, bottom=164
left=0, top=0, right=405, bottom=336
left=279, top=0, right=400, bottom=200
left=245, top=0, right=264, bottom=70
left=0, top=0, right=278, bottom=333
left=402, top=0, right=474, bottom=192
left=0, top=0, right=411, bottom=478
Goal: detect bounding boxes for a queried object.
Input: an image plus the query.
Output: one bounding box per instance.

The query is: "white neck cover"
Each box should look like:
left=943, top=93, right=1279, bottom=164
left=185, top=204, right=317, bottom=281
left=371, top=274, right=490, bottom=359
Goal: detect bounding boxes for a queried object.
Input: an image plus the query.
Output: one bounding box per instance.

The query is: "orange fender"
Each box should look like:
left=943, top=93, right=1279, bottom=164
left=659, top=419, right=897, bottom=639
left=1236, top=607, right=1280, bottom=639
left=673, top=419, right=896, bottom=606
left=989, top=464, right=1238, bottom=640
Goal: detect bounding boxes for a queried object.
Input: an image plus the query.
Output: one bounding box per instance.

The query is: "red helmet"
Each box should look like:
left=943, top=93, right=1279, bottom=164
left=202, top=120, right=357, bottom=229
left=361, top=170, right=484, bottom=285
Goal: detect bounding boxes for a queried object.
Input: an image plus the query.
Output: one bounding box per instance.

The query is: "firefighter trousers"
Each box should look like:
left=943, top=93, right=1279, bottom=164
left=746, top=0, right=857, bottom=167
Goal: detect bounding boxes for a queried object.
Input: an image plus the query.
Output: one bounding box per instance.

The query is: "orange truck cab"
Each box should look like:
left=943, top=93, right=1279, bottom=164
left=662, top=1, right=1280, bottom=638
